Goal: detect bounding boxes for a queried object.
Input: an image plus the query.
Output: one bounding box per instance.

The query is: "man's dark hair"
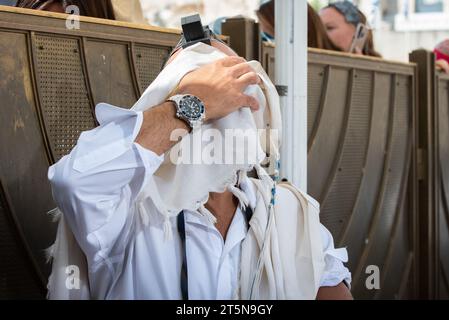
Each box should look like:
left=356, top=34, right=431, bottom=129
left=16, top=0, right=116, bottom=20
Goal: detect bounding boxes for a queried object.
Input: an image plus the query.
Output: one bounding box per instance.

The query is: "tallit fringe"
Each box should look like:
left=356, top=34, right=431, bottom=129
left=45, top=207, right=62, bottom=264
left=163, top=216, right=173, bottom=241
left=48, top=207, right=62, bottom=223
left=249, top=203, right=276, bottom=299
left=44, top=243, right=56, bottom=264
left=199, top=205, right=218, bottom=225
left=138, top=202, right=150, bottom=227
left=227, top=184, right=249, bottom=210
left=45, top=207, right=64, bottom=298
left=254, top=164, right=275, bottom=193
left=246, top=167, right=278, bottom=299
left=137, top=198, right=174, bottom=242
left=237, top=170, right=247, bottom=185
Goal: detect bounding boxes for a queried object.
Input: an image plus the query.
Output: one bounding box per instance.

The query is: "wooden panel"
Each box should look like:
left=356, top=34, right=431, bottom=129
left=133, top=44, right=170, bottom=94
left=84, top=40, right=138, bottom=108
left=222, top=17, right=260, bottom=62
left=0, top=30, right=56, bottom=297
left=261, top=43, right=275, bottom=82
left=0, top=7, right=180, bottom=299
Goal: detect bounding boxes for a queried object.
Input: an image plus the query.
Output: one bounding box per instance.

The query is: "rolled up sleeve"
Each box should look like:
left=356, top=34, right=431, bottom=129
left=319, top=224, right=352, bottom=288
left=48, top=103, right=163, bottom=268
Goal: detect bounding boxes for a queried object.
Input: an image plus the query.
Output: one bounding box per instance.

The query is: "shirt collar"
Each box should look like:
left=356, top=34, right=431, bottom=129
left=184, top=176, right=257, bottom=252
left=184, top=175, right=256, bottom=227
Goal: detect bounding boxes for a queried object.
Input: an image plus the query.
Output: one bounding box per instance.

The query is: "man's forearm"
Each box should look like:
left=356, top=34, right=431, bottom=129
left=135, top=102, right=190, bottom=155
left=316, top=283, right=353, bottom=300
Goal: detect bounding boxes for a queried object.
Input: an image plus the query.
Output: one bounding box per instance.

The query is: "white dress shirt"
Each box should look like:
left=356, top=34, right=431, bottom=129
left=48, top=104, right=351, bottom=300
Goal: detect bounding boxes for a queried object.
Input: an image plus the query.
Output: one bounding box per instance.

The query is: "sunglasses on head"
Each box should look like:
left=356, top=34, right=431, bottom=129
left=328, top=1, right=361, bottom=27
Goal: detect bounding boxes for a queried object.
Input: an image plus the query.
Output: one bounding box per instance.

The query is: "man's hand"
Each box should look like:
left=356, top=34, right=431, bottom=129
left=177, top=56, right=261, bottom=121
left=136, top=56, right=261, bottom=155
left=436, top=59, right=449, bottom=74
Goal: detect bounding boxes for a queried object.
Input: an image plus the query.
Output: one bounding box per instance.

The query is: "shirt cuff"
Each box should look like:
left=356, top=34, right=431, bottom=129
left=320, top=247, right=352, bottom=288
left=73, top=103, right=146, bottom=173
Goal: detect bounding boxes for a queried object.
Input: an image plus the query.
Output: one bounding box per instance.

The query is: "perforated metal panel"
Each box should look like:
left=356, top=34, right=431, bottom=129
left=355, top=76, right=412, bottom=299
left=307, top=65, right=326, bottom=140
left=320, top=70, right=372, bottom=241
left=134, top=45, right=170, bottom=94
left=307, top=49, right=416, bottom=299
left=84, top=40, right=138, bottom=108
left=33, top=35, right=95, bottom=161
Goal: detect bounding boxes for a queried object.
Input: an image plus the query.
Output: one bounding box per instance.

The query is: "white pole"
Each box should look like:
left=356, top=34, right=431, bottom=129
left=275, top=0, right=308, bottom=191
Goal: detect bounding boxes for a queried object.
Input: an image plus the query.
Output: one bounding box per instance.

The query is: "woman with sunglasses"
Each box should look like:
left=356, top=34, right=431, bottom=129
left=319, top=0, right=381, bottom=57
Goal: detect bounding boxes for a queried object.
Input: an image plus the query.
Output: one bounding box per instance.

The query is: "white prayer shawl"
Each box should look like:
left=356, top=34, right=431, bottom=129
left=46, top=43, right=326, bottom=300
left=239, top=179, right=325, bottom=300
left=131, top=43, right=280, bottom=235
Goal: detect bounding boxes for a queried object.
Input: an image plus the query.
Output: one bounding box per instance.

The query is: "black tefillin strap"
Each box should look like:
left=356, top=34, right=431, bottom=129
left=177, top=205, right=254, bottom=301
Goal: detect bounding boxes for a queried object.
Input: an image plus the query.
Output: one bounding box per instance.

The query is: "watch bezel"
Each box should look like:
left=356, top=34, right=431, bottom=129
left=178, top=95, right=205, bottom=121
left=169, top=94, right=206, bottom=130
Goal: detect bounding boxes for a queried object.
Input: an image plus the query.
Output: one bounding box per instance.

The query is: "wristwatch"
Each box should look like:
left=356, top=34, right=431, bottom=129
left=168, top=94, right=206, bottom=130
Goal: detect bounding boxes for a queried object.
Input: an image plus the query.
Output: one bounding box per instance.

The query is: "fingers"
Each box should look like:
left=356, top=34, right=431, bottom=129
left=436, top=60, right=448, bottom=73
left=236, top=94, right=260, bottom=111
left=229, top=62, right=254, bottom=78
left=354, top=47, right=363, bottom=55
left=236, top=71, right=261, bottom=89
left=218, top=56, right=246, bottom=67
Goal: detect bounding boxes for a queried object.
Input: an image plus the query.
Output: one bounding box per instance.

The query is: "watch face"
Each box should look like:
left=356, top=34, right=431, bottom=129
left=179, top=95, right=205, bottom=121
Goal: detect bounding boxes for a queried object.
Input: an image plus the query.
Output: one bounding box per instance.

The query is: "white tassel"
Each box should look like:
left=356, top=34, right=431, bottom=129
left=44, top=244, right=55, bottom=264
left=138, top=202, right=150, bottom=227
left=233, top=285, right=240, bottom=300
left=163, top=215, right=173, bottom=242
left=237, top=170, right=247, bottom=185
left=199, top=205, right=217, bottom=225
left=254, top=164, right=274, bottom=191
left=47, top=207, right=62, bottom=223
left=227, top=184, right=249, bottom=210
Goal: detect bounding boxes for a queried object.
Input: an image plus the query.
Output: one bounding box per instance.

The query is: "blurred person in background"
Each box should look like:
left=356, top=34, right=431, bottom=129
left=256, top=0, right=274, bottom=42
left=17, top=0, right=147, bottom=25
left=308, top=3, right=340, bottom=51
left=320, top=0, right=381, bottom=57
left=16, top=0, right=146, bottom=23
left=16, top=0, right=116, bottom=19
left=0, top=0, right=17, bottom=6
left=110, top=0, right=146, bottom=24
left=434, top=40, right=449, bottom=74
left=256, top=0, right=340, bottom=51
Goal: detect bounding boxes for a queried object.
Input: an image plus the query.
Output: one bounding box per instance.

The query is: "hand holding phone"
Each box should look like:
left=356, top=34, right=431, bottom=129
left=350, top=23, right=369, bottom=54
